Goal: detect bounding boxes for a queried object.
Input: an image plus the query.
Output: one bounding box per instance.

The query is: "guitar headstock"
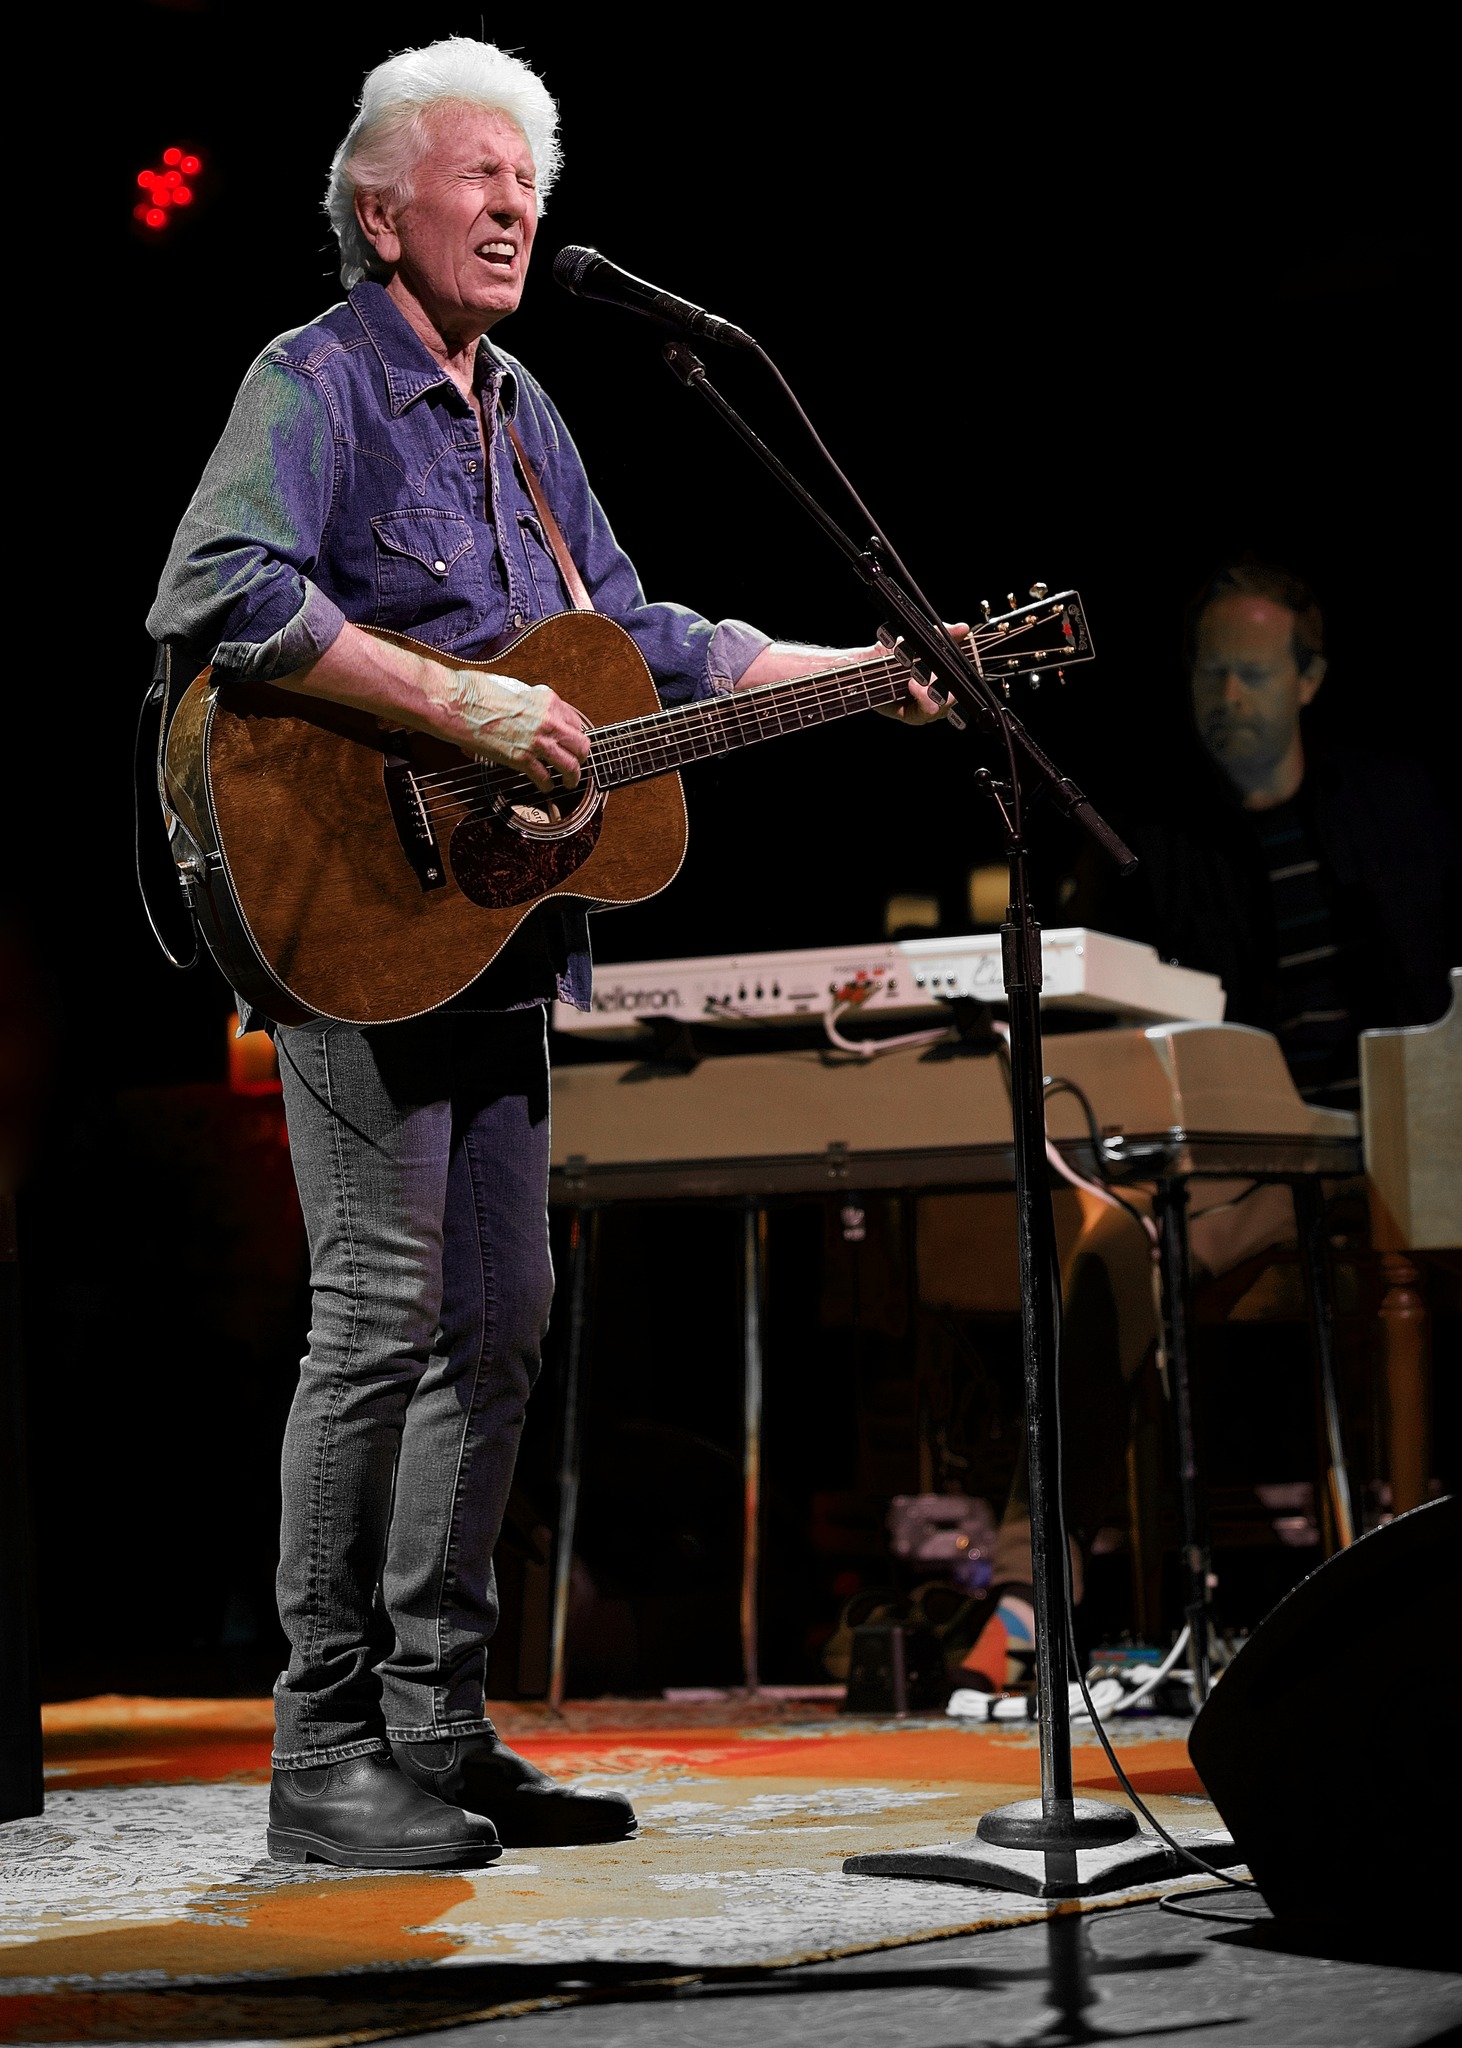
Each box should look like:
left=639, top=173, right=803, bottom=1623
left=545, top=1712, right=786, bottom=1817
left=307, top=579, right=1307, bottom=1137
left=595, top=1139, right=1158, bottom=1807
left=967, top=586, right=1093, bottom=688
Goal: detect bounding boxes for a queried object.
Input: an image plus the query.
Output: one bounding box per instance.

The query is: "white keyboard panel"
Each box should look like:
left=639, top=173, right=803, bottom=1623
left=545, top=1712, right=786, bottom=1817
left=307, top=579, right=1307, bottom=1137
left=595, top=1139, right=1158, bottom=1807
left=553, top=928, right=1224, bottom=1036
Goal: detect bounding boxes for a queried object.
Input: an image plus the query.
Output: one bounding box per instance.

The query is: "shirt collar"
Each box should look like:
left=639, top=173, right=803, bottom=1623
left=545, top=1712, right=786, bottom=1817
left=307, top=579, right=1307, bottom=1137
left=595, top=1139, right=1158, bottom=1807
left=348, top=280, right=519, bottom=419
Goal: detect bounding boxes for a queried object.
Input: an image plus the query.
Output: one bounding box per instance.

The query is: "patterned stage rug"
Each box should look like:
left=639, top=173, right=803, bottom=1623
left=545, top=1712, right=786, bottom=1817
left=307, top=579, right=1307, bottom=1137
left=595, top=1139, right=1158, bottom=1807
left=1, top=1696, right=1229, bottom=2044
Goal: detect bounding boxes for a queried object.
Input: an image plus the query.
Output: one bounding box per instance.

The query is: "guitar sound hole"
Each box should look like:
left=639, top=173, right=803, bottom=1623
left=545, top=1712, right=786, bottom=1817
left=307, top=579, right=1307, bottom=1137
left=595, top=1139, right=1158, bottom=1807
left=502, top=771, right=602, bottom=842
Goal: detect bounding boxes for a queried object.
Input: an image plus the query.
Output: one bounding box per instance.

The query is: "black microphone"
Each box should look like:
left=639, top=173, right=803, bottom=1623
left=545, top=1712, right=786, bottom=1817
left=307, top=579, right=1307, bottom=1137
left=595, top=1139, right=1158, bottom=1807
left=552, top=245, right=756, bottom=351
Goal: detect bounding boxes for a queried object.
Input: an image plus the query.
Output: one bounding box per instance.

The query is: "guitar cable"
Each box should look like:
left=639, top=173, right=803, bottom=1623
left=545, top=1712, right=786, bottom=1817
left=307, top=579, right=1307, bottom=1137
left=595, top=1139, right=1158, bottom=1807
left=958, top=937, right=1252, bottom=1889
left=962, top=944, right=1261, bottom=1898
left=1046, top=1245, right=1260, bottom=1899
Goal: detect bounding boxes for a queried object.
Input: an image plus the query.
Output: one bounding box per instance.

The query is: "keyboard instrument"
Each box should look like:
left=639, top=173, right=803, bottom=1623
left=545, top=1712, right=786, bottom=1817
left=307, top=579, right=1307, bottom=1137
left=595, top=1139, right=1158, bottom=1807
left=551, top=928, right=1224, bottom=1039
left=550, top=1019, right=1359, bottom=1203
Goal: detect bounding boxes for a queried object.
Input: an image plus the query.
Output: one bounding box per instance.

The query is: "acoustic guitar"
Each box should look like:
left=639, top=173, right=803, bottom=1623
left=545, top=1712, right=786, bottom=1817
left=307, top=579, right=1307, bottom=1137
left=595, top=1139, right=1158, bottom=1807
left=162, top=590, right=1091, bottom=1026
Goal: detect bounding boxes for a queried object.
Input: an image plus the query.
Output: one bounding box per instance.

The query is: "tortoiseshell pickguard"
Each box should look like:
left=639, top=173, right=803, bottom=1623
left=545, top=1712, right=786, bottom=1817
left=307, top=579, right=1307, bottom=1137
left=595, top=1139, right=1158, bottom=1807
left=448, top=805, right=603, bottom=907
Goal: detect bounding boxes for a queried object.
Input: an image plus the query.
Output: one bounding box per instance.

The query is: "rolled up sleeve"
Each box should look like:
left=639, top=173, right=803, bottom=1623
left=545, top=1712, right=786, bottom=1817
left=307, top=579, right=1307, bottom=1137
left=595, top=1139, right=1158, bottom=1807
left=146, top=355, right=346, bottom=679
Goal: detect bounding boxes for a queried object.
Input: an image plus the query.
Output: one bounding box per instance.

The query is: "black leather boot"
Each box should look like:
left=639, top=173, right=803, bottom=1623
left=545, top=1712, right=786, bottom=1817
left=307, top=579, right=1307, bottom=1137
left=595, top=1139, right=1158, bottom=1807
left=390, top=1730, right=637, bottom=1847
left=268, top=1750, right=502, bottom=1869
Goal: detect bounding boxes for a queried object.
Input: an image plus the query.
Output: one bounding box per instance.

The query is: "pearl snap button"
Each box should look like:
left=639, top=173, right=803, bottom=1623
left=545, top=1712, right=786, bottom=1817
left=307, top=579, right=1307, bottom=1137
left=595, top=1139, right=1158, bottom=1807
left=433, top=559, right=447, bottom=573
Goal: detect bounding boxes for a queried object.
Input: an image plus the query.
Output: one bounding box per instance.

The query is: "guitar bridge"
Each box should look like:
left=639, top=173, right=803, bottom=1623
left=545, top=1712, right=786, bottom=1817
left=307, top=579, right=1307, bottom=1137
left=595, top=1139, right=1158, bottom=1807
left=382, top=750, right=446, bottom=892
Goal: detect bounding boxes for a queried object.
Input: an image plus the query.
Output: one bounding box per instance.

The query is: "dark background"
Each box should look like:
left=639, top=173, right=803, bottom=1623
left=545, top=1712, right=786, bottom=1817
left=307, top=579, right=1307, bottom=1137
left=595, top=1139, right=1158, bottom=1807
left=3, top=2, right=1452, bottom=1696
left=18, top=0, right=1451, bottom=1080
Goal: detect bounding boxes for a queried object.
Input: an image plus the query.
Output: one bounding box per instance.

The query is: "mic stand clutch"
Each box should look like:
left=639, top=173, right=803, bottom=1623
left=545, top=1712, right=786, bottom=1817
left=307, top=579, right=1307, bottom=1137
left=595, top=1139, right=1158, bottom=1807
left=660, top=339, right=1204, bottom=1897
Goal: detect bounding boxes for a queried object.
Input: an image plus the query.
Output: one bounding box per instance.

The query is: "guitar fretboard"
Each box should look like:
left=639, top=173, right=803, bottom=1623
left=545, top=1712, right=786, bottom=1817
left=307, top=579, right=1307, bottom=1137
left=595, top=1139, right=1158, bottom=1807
left=587, top=653, right=910, bottom=788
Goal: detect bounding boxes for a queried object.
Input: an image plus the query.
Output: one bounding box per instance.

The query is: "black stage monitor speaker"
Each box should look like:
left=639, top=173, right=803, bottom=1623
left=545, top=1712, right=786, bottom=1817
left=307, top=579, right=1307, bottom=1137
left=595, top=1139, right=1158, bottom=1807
left=1189, top=1495, right=1459, bottom=1935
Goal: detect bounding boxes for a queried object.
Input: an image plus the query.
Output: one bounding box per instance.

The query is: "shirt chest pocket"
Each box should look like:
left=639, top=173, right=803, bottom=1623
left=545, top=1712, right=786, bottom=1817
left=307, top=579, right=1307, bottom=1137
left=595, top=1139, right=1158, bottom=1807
left=370, top=509, right=485, bottom=647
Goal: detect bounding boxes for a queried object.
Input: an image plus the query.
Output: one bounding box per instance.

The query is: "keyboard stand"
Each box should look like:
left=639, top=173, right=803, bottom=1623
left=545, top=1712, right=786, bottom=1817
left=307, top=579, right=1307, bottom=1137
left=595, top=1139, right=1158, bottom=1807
left=543, top=1140, right=1362, bottom=1729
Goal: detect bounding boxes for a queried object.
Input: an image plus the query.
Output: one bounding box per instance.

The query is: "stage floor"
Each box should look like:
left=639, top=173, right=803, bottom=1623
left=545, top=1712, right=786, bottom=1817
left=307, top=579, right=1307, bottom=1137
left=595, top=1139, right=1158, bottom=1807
left=2, top=1695, right=1456, bottom=2045
left=388, top=1901, right=1462, bottom=2048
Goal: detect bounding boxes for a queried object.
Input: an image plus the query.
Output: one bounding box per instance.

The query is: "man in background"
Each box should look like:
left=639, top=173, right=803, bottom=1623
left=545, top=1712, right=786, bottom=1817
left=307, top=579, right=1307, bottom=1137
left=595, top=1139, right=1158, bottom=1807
left=1116, top=560, right=1459, bottom=1108
left=960, top=561, right=1460, bottom=1687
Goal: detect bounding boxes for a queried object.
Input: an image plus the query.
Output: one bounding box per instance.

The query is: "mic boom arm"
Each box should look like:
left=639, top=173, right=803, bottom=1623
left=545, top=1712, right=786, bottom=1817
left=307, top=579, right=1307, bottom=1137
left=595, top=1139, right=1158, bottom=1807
left=658, top=339, right=1138, bottom=875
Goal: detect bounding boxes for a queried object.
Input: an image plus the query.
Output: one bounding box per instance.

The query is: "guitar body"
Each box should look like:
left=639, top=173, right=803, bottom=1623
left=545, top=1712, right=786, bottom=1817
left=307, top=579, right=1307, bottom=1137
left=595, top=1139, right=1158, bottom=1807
left=163, top=613, right=688, bottom=1027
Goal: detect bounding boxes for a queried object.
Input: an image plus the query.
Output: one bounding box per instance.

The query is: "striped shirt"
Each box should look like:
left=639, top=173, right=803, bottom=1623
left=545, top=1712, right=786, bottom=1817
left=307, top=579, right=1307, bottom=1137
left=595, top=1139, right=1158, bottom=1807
left=1248, top=800, right=1359, bottom=1106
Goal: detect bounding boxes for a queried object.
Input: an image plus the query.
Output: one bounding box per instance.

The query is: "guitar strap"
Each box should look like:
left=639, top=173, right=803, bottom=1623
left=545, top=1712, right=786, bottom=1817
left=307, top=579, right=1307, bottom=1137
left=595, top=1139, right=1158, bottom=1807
left=504, top=419, right=595, bottom=613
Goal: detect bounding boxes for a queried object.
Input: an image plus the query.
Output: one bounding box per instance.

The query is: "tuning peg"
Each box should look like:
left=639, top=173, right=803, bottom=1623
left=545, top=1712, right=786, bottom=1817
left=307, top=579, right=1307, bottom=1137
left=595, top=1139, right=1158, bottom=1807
left=980, top=599, right=992, bottom=620
left=1029, top=581, right=1048, bottom=599
left=1006, top=593, right=1017, bottom=611
left=1027, top=671, right=1042, bottom=691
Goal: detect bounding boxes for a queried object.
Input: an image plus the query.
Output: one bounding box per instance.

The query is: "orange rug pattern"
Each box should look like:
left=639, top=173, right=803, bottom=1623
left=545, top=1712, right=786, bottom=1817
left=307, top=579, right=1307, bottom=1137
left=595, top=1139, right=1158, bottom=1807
left=37, top=1692, right=1205, bottom=1797
left=1, top=1697, right=1223, bottom=2044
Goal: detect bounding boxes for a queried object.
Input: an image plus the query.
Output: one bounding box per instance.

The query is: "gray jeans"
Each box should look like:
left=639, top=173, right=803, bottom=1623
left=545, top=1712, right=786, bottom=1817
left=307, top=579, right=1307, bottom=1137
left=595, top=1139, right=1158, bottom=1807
left=272, top=1007, right=553, bottom=1768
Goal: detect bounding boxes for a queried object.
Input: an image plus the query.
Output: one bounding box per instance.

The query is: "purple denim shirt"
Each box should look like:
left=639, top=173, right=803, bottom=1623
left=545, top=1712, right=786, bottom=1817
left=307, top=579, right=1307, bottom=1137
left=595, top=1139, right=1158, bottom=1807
left=147, top=281, right=769, bottom=1014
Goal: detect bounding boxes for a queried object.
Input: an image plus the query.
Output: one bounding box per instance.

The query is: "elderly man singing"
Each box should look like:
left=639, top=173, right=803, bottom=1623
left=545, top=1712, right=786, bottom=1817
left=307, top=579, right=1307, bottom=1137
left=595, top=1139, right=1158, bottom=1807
left=149, top=38, right=946, bottom=1869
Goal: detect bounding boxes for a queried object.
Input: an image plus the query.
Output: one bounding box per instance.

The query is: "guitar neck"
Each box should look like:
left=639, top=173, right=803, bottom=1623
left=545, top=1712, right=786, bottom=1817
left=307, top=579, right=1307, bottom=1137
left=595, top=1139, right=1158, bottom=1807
left=589, top=652, right=911, bottom=789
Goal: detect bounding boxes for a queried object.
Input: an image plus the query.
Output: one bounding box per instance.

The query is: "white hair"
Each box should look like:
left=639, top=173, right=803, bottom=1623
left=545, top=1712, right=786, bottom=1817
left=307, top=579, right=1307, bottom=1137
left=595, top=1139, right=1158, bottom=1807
left=326, top=38, right=561, bottom=290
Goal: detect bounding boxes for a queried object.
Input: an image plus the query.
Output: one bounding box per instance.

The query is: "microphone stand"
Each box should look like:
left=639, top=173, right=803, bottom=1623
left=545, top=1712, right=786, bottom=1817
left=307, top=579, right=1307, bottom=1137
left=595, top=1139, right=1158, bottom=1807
left=662, top=340, right=1193, bottom=1898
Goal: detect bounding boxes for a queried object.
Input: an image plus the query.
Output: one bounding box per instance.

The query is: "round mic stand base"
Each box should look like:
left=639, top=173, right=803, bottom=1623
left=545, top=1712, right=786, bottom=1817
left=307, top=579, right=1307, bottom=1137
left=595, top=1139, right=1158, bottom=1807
left=843, top=1806, right=1241, bottom=1899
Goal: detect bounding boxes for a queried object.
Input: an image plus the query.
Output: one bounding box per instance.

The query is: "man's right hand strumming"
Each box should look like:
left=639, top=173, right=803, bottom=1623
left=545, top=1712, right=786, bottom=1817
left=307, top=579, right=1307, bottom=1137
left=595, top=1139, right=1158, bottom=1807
left=270, top=618, right=592, bottom=793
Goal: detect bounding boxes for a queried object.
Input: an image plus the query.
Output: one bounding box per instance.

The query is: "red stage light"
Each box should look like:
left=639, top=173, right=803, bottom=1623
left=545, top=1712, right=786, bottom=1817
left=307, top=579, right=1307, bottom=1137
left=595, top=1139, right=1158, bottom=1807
left=134, top=145, right=206, bottom=231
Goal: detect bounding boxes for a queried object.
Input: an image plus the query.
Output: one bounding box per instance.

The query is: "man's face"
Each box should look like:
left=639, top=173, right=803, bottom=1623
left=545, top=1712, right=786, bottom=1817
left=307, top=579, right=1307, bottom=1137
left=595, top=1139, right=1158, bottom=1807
left=364, top=103, right=538, bottom=331
left=1190, top=595, right=1323, bottom=790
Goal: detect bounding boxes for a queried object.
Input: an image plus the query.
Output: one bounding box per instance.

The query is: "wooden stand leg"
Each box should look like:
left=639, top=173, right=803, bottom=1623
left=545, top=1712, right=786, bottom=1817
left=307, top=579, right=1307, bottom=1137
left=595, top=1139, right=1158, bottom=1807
left=1379, top=1251, right=1431, bottom=1516
left=1293, top=1179, right=1355, bottom=1551
left=1124, top=1347, right=1165, bottom=1646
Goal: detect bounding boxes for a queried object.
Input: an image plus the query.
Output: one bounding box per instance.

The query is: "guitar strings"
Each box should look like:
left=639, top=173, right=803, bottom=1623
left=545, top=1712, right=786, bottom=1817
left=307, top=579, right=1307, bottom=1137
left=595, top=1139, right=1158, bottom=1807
left=408, top=662, right=913, bottom=824
left=409, top=696, right=904, bottom=817
left=400, top=610, right=1072, bottom=827
left=410, top=684, right=906, bottom=823
left=406, top=654, right=913, bottom=814
left=406, top=653, right=910, bottom=789
left=404, top=610, right=1071, bottom=808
